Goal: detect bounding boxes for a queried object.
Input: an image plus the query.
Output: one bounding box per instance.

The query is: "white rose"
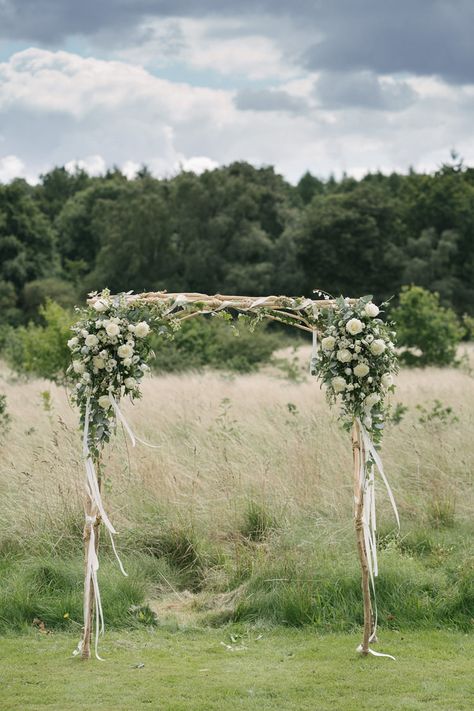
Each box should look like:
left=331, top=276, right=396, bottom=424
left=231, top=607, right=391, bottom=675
left=346, top=318, right=364, bottom=336
left=331, top=376, right=347, bottom=393
left=128, top=324, right=136, bottom=333
left=364, top=393, right=380, bottom=409
left=321, top=336, right=336, bottom=351
left=82, top=372, right=91, bottom=383
left=93, top=356, right=106, bottom=370
left=93, top=299, right=109, bottom=312
left=106, top=359, right=117, bottom=371
left=105, top=323, right=120, bottom=337
left=85, top=334, right=99, bottom=347
left=72, top=360, right=85, bottom=374
left=98, top=395, right=111, bottom=409
left=370, top=339, right=386, bottom=356
left=122, top=357, right=132, bottom=367
left=81, top=329, right=89, bottom=338
left=364, top=302, right=380, bottom=318
left=337, top=348, right=352, bottom=363
left=99, top=350, right=108, bottom=359
left=67, top=337, right=79, bottom=349
left=117, top=344, right=134, bottom=359
left=344, top=368, right=352, bottom=375
left=124, top=377, right=136, bottom=390
left=353, top=363, right=370, bottom=378
left=134, top=321, right=150, bottom=338
left=381, top=373, right=393, bottom=388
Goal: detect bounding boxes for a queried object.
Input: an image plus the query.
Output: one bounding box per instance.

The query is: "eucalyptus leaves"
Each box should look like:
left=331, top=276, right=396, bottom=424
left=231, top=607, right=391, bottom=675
left=312, top=295, right=398, bottom=443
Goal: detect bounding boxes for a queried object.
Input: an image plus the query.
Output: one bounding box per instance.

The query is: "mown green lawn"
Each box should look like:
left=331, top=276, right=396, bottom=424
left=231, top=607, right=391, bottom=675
left=1, top=628, right=473, bottom=711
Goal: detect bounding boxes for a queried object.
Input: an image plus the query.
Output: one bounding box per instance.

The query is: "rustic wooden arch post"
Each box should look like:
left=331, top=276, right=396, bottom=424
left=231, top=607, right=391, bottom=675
left=71, top=290, right=397, bottom=659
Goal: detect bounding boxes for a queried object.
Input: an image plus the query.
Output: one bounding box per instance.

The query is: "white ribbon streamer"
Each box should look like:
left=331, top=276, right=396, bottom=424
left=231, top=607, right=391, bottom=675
left=109, top=394, right=162, bottom=449
left=356, top=643, right=396, bottom=661
left=356, top=417, right=400, bottom=660
left=77, top=397, right=129, bottom=659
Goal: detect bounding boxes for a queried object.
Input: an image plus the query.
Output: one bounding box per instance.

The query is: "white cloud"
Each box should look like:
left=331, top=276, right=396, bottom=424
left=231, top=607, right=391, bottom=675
left=0, top=154, right=26, bottom=182
left=179, top=155, right=219, bottom=174
left=109, top=17, right=296, bottom=81
left=65, top=154, right=106, bottom=176
left=0, top=47, right=474, bottom=185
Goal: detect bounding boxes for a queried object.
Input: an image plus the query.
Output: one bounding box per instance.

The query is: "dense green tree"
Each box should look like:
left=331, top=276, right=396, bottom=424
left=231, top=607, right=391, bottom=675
left=0, top=180, right=56, bottom=315
left=295, top=183, right=406, bottom=301
left=55, top=173, right=129, bottom=278
left=1, top=159, right=474, bottom=326
left=35, top=167, right=91, bottom=220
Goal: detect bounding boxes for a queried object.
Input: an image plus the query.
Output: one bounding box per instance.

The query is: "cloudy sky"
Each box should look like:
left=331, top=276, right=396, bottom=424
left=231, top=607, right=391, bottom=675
left=0, top=0, right=473, bottom=183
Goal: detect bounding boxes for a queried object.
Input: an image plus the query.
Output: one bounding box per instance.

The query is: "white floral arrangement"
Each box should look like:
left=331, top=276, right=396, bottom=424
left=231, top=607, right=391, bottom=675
left=312, top=295, right=397, bottom=443
left=67, top=290, right=157, bottom=455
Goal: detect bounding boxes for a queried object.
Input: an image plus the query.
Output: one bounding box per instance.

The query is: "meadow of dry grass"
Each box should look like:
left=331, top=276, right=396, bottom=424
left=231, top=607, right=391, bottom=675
left=1, top=347, right=473, bottom=538
left=1, top=348, right=474, bottom=632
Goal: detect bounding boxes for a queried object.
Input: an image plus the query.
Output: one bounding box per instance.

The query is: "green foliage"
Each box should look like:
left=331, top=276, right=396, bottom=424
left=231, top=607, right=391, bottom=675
left=1, top=161, right=474, bottom=328
left=388, top=402, right=409, bottom=425
left=2, top=300, right=74, bottom=382
left=22, top=277, right=77, bottom=320
left=0, top=180, right=56, bottom=315
left=150, top=316, right=282, bottom=374
left=392, top=285, right=464, bottom=366
left=462, top=313, right=474, bottom=339
left=416, top=399, right=459, bottom=426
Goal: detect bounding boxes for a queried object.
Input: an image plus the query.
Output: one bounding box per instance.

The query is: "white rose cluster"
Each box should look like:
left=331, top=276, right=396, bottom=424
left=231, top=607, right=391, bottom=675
left=68, top=291, right=155, bottom=445
left=311, top=296, right=397, bottom=442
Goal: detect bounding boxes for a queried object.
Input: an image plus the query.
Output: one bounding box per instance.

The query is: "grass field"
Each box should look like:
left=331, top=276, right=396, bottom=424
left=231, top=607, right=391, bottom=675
left=0, top=349, right=474, bottom=708
left=2, top=628, right=474, bottom=711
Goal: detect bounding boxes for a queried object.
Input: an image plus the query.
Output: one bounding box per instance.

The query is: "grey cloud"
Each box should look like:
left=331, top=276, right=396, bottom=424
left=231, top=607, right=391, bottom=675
left=1, top=1, right=473, bottom=85
left=314, top=71, right=417, bottom=111
left=302, top=0, right=474, bottom=85
left=0, top=1, right=302, bottom=44
left=234, top=88, right=308, bottom=114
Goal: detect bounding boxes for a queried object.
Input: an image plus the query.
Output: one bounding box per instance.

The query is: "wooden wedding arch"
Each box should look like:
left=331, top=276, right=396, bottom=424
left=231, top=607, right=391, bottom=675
left=72, top=290, right=399, bottom=660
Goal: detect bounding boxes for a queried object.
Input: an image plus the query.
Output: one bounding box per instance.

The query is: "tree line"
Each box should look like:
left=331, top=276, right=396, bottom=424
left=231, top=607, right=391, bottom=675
left=1, top=157, right=474, bottom=325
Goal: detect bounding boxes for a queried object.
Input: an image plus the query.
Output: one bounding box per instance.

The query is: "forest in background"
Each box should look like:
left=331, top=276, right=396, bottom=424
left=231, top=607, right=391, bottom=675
left=1, top=156, right=474, bottom=327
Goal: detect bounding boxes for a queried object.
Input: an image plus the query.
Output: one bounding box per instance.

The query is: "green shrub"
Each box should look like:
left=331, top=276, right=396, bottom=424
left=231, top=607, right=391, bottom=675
left=150, top=316, right=283, bottom=374
left=22, top=277, right=77, bottom=322
left=2, top=300, right=74, bottom=383
left=392, top=285, right=464, bottom=366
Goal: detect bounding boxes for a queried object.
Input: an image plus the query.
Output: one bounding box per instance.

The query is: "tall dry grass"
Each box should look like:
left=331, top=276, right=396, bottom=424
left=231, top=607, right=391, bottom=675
left=1, top=350, right=473, bottom=544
